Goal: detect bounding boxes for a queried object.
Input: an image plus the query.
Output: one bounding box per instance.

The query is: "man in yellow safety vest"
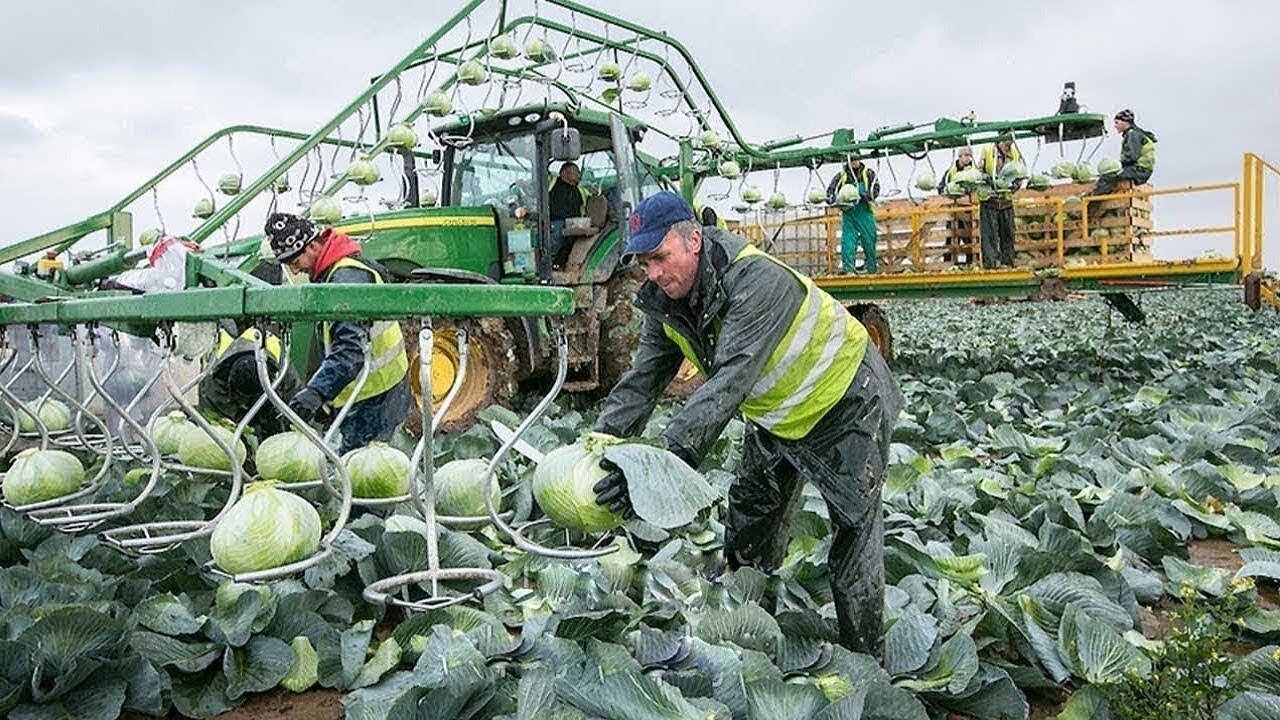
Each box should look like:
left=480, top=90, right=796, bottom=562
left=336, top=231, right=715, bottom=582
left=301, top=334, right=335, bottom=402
left=593, top=191, right=901, bottom=658
left=264, top=213, right=411, bottom=453
left=1091, top=108, right=1157, bottom=196
left=979, top=136, right=1023, bottom=268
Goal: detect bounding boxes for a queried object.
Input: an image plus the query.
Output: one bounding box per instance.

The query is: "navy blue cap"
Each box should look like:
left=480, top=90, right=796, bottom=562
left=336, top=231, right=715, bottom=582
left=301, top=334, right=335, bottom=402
left=624, top=191, right=696, bottom=254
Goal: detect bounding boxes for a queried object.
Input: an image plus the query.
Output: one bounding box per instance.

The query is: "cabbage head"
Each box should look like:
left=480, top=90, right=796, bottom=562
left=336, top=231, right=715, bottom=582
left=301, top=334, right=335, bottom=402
left=256, top=431, right=325, bottom=484
left=342, top=442, right=410, bottom=499
left=435, top=458, right=501, bottom=517
left=915, top=171, right=937, bottom=191
left=2, top=447, right=84, bottom=506
left=149, top=410, right=193, bottom=456
left=272, top=174, right=291, bottom=193
left=210, top=482, right=321, bottom=575
left=218, top=173, right=242, bottom=195
left=699, top=130, right=721, bottom=150
left=524, top=38, right=553, bottom=62
left=807, top=188, right=828, bottom=205
left=19, top=398, right=71, bottom=433
left=597, top=62, right=622, bottom=81
left=386, top=124, right=418, bottom=149
left=425, top=91, right=453, bottom=117
left=953, top=168, right=984, bottom=188
left=627, top=72, right=653, bottom=92
left=1097, top=157, right=1121, bottom=176
left=719, top=161, right=741, bottom=179
left=836, top=184, right=860, bottom=204
left=1071, top=163, right=1094, bottom=183
left=458, top=60, right=488, bottom=86
left=999, top=160, right=1029, bottom=181
left=138, top=228, right=164, bottom=246
left=347, top=159, right=381, bottom=186
left=1051, top=161, right=1076, bottom=179
left=193, top=197, right=215, bottom=219
left=309, top=197, right=343, bottom=225
left=767, top=192, right=788, bottom=210
left=740, top=186, right=763, bottom=204
left=177, top=421, right=247, bottom=471
left=420, top=188, right=438, bottom=207
left=1028, top=173, right=1053, bottom=191
left=531, top=433, right=623, bottom=533
left=944, top=182, right=967, bottom=198
left=489, top=33, right=519, bottom=60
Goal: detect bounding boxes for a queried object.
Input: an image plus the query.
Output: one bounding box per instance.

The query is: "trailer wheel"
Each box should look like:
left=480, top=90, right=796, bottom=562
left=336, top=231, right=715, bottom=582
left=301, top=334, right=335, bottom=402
left=848, top=303, right=893, bottom=363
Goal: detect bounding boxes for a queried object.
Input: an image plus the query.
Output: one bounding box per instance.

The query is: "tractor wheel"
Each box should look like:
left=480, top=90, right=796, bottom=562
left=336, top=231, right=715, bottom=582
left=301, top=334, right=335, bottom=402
left=848, top=303, right=893, bottom=363
left=598, top=265, right=646, bottom=393
left=402, top=317, right=517, bottom=433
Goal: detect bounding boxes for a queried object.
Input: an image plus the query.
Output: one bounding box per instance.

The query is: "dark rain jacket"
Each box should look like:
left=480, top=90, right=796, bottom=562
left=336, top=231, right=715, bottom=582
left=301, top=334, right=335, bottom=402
left=1120, top=125, right=1157, bottom=171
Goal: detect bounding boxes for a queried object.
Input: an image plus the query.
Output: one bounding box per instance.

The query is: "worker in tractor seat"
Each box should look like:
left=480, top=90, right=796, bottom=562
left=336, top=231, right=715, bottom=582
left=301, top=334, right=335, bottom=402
left=548, top=161, right=590, bottom=267
left=592, top=192, right=902, bottom=659
left=264, top=213, right=411, bottom=454
left=1090, top=109, right=1157, bottom=196
left=979, top=135, right=1022, bottom=269
left=825, top=156, right=880, bottom=273
left=199, top=320, right=299, bottom=439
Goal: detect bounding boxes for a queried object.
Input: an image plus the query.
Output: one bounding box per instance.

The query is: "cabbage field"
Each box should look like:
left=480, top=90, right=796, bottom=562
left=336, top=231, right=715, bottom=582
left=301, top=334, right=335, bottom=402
left=2, top=288, right=1280, bottom=720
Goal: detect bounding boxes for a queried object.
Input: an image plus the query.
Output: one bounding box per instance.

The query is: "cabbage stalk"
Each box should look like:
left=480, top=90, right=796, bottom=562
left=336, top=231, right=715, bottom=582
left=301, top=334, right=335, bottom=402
left=342, top=442, right=410, bottom=499
left=1, top=447, right=84, bottom=506
left=531, top=433, right=623, bottom=533
left=256, top=431, right=325, bottom=484
left=209, top=482, right=322, bottom=574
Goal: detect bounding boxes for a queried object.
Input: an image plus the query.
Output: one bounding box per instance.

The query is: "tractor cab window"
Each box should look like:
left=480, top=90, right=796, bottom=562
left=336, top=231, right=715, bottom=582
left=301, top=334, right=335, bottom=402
left=451, top=134, right=537, bottom=219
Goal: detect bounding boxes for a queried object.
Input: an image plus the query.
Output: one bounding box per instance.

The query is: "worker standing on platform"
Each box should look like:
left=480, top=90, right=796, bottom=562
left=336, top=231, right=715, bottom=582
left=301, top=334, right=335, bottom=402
left=1090, top=109, right=1157, bottom=196
left=826, top=156, right=881, bottom=274
left=592, top=191, right=901, bottom=659
left=979, top=136, right=1022, bottom=269
left=938, top=147, right=976, bottom=193
left=264, top=213, right=411, bottom=453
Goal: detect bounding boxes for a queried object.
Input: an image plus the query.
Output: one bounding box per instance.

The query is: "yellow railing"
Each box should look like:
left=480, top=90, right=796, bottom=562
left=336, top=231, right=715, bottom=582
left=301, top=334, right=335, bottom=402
left=1243, top=153, right=1279, bottom=272
left=741, top=173, right=1246, bottom=278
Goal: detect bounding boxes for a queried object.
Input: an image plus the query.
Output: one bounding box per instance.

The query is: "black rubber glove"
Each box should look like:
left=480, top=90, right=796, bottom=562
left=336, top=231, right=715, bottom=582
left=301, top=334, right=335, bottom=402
left=287, top=387, right=324, bottom=423
left=592, top=458, right=633, bottom=517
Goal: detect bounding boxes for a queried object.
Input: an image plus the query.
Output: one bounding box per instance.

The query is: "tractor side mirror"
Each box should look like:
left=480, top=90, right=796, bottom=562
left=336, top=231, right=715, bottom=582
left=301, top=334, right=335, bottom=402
left=551, top=127, right=581, bottom=161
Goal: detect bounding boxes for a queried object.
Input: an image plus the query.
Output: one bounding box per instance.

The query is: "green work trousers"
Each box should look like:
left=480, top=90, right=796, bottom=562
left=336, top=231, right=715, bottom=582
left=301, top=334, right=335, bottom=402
left=841, top=203, right=878, bottom=273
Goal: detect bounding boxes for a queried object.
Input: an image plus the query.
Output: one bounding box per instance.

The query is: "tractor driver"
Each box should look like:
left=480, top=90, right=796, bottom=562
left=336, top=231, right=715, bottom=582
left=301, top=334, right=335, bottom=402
left=591, top=192, right=902, bottom=658
left=548, top=162, right=590, bottom=267
left=264, top=213, right=411, bottom=453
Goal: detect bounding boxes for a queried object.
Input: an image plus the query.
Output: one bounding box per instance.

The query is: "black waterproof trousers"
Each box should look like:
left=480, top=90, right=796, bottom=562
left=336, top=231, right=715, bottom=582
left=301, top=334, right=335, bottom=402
left=1091, top=167, right=1151, bottom=196
left=723, top=348, right=900, bottom=659
left=980, top=200, right=1016, bottom=269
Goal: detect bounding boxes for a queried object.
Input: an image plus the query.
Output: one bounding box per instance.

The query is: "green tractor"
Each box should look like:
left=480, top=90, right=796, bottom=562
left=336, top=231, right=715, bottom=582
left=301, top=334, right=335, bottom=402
left=313, top=105, right=660, bottom=427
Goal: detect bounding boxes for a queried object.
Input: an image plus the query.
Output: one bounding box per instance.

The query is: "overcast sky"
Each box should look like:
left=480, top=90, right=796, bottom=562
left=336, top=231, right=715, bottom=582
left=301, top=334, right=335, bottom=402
left=2, top=1, right=1277, bottom=265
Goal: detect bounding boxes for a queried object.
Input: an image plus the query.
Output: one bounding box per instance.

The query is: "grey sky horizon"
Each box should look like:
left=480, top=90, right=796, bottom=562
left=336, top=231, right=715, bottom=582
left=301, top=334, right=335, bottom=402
left=1, top=1, right=1277, bottom=267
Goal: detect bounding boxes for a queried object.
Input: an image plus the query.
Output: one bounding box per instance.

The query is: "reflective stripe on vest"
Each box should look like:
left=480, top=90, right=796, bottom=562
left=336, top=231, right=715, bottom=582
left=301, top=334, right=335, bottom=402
left=1138, top=133, right=1156, bottom=171
left=321, top=257, right=409, bottom=405
left=215, top=328, right=282, bottom=363
left=661, top=244, right=868, bottom=439
left=549, top=177, right=589, bottom=215
left=982, top=144, right=1022, bottom=176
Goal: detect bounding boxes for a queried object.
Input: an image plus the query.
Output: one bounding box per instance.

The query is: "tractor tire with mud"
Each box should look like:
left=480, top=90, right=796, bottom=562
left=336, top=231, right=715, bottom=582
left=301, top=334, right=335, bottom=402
left=847, top=302, right=893, bottom=363
left=401, top=317, right=517, bottom=433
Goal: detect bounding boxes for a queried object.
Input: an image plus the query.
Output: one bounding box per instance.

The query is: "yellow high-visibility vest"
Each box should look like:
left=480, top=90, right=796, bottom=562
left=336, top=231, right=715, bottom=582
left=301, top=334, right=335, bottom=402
left=215, top=327, right=283, bottom=364
left=321, top=257, right=409, bottom=406
left=982, top=144, right=1023, bottom=176
left=661, top=245, right=868, bottom=440
left=549, top=177, right=590, bottom=216
left=836, top=166, right=877, bottom=212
